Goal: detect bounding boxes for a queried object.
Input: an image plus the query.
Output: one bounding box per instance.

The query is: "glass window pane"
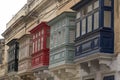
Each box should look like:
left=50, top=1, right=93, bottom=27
left=87, top=15, right=92, bottom=32
left=46, top=37, right=50, bottom=48
left=38, top=39, right=40, bottom=51
left=32, top=42, right=34, bottom=53
left=82, top=19, right=86, bottom=35
left=39, top=32, right=41, bottom=36
left=62, top=29, right=65, bottom=43
left=54, top=33, right=57, bottom=46
left=104, top=0, right=111, bottom=6
left=76, top=11, right=81, bottom=19
left=36, top=34, right=37, bottom=38
left=41, top=29, right=44, bottom=35
left=87, top=5, right=93, bottom=12
left=94, top=12, right=99, bottom=30
left=94, top=0, right=99, bottom=9
left=82, top=7, right=87, bottom=16
left=41, top=37, right=43, bottom=49
left=104, top=11, right=111, bottom=27
left=35, top=40, right=37, bottom=52
left=76, top=22, right=80, bottom=37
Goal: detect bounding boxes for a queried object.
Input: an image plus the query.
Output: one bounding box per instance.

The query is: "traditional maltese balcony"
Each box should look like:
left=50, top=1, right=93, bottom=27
left=7, top=39, right=19, bottom=73
left=48, top=12, right=77, bottom=79
left=30, top=22, right=50, bottom=70
left=17, top=34, right=32, bottom=77
left=71, top=0, right=114, bottom=59
left=71, top=0, right=114, bottom=75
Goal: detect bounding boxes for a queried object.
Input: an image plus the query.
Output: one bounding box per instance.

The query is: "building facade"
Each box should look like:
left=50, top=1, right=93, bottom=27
left=4, top=0, right=120, bottom=80
left=30, top=22, right=52, bottom=80
left=48, top=12, right=77, bottom=80
left=18, top=34, right=33, bottom=80
left=0, top=39, right=5, bottom=80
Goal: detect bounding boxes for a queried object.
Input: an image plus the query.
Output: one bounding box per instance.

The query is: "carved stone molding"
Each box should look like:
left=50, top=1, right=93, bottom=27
left=78, top=53, right=114, bottom=74
left=51, top=65, right=78, bottom=80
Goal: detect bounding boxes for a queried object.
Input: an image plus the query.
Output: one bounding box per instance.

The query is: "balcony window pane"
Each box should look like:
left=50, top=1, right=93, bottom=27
left=54, top=33, right=57, bottom=46
left=82, top=7, right=87, bottom=16
left=87, top=15, right=92, bottom=32
left=104, top=11, right=111, bottom=27
left=41, top=29, right=44, bottom=35
left=38, top=39, right=40, bottom=51
left=87, top=4, right=93, bottom=12
left=82, top=18, right=86, bottom=35
left=94, top=12, right=99, bottom=30
left=35, top=40, right=37, bottom=52
left=46, top=37, right=50, bottom=48
left=104, top=0, right=111, bottom=6
left=76, top=22, right=80, bottom=37
left=32, top=42, right=34, bottom=53
left=94, top=0, right=99, bottom=9
left=76, top=11, right=81, bottom=19
left=41, top=37, right=43, bottom=49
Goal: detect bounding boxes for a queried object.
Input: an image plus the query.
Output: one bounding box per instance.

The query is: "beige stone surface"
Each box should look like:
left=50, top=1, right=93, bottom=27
left=114, top=0, right=120, bottom=54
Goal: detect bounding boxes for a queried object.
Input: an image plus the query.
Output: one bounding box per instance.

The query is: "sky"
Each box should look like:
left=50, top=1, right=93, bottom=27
left=0, top=0, right=27, bottom=38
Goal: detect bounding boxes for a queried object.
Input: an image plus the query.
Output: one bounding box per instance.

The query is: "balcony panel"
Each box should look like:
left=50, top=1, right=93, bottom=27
left=75, top=29, right=114, bottom=59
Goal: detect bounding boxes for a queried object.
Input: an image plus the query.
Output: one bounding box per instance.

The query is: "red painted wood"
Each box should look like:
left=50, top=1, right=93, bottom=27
left=30, top=22, right=50, bottom=69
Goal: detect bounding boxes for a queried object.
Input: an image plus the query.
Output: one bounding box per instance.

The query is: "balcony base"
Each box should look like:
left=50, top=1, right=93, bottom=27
left=75, top=53, right=114, bottom=74
left=50, top=64, right=78, bottom=80
left=33, top=66, right=52, bottom=80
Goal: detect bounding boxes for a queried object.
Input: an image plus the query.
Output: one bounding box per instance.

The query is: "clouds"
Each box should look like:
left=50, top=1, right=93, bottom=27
left=0, top=0, right=27, bottom=38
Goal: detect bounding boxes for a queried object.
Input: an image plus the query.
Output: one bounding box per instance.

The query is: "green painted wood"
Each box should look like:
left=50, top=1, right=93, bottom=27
left=48, top=12, right=76, bottom=68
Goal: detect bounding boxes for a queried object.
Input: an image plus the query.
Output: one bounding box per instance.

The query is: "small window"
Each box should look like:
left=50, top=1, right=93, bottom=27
left=87, top=4, right=93, bottom=12
left=41, top=29, right=44, bottom=35
left=76, top=46, right=79, bottom=52
left=104, top=11, right=111, bottom=27
left=61, top=29, right=65, bottom=43
left=35, top=40, right=37, bottom=52
left=103, top=75, right=114, bottom=80
left=36, top=33, right=37, bottom=38
left=82, top=18, right=86, bottom=35
left=82, top=7, right=87, bottom=16
left=46, top=37, right=50, bottom=48
left=33, top=35, right=35, bottom=39
left=94, top=12, right=99, bottom=30
left=32, top=42, right=34, bottom=53
left=58, top=31, right=61, bottom=44
left=41, top=37, right=43, bottom=49
left=87, top=15, right=92, bottom=32
left=54, top=33, right=57, bottom=46
left=94, top=0, right=99, bottom=9
left=39, top=32, right=41, bottom=36
left=104, top=0, right=111, bottom=6
left=76, top=11, right=81, bottom=19
left=69, top=30, right=75, bottom=43
left=38, top=39, right=40, bottom=51
left=76, top=22, right=80, bottom=37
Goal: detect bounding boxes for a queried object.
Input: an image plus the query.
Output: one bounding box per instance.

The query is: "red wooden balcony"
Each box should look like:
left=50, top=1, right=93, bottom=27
left=30, top=22, right=50, bottom=69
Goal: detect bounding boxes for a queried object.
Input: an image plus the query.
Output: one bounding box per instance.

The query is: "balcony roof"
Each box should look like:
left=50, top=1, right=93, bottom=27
left=17, top=34, right=31, bottom=42
left=7, top=39, right=18, bottom=46
left=71, top=0, right=91, bottom=11
left=48, top=11, right=76, bottom=26
left=29, top=22, right=48, bottom=34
